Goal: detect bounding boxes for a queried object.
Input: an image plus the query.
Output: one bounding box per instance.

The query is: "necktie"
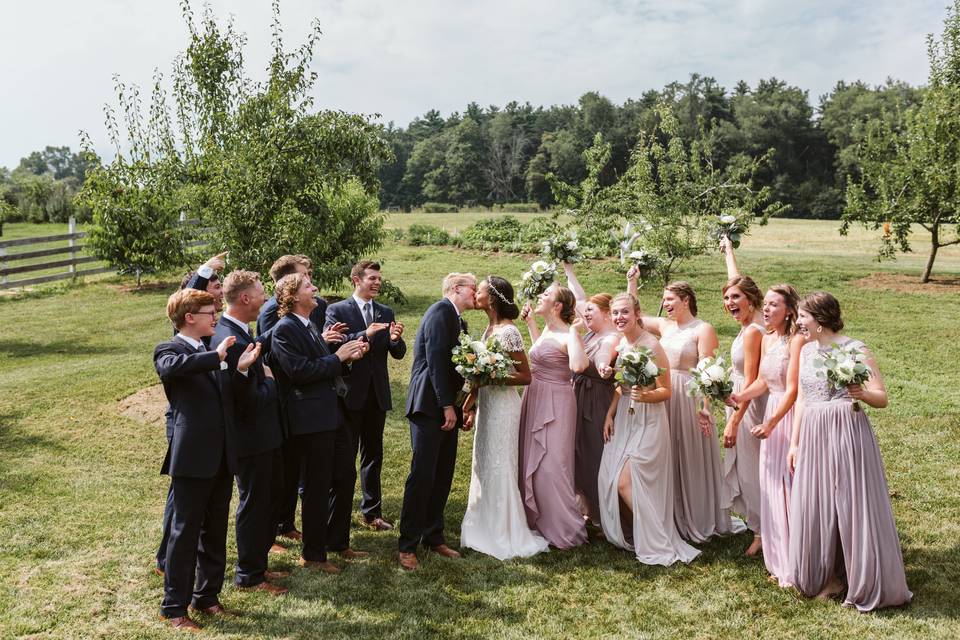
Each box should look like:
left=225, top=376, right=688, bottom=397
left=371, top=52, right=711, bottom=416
left=459, top=316, right=468, bottom=334
left=307, top=322, right=349, bottom=398
left=363, top=302, right=373, bottom=327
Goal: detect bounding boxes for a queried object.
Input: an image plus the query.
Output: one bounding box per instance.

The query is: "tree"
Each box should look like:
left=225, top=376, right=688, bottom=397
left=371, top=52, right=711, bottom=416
left=843, top=0, right=960, bottom=283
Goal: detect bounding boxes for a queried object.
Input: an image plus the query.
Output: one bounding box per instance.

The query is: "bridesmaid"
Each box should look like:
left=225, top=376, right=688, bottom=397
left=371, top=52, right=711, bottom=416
left=787, top=292, right=911, bottom=611
left=730, top=284, right=803, bottom=587
left=597, top=293, right=700, bottom=566
left=628, top=276, right=741, bottom=542
left=562, top=262, right=618, bottom=527
left=518, top=283, right=590, bottom=549
left=719, top=238, right=768, bottom=556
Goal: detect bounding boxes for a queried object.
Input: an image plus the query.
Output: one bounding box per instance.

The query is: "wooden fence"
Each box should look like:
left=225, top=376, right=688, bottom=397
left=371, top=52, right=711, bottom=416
left=0, top=215, right=210, bottom=290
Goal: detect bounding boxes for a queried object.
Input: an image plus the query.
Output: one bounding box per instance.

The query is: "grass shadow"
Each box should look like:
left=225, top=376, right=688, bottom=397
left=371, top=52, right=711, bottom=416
left=0, top=338, right=124, bottom=359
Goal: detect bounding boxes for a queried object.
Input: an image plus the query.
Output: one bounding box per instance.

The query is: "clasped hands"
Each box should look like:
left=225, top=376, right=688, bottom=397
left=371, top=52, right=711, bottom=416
left=214, top=335, right=263, bottom=374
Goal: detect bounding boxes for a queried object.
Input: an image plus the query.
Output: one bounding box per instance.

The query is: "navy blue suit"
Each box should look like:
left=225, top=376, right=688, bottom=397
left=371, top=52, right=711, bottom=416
left=154, top=337, right=250, bottom=619
left=211, top=317, right=283, bottom=587
left=325, top=297, right=406, bottom=521
left=257, top=294, right=327, bottom=536
left=270, top=313, right=356, bottom=559
left=398, top=298, right=465, bottom=553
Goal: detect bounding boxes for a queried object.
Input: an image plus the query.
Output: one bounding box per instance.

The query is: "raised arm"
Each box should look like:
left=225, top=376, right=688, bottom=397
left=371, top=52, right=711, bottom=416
left=523, top=304, right=541, bottom=342
left=566, top=326, right=589, bottom=374
left=563, top=262, right=589, bottom=317
left=720, top=236, right=741, bottom=278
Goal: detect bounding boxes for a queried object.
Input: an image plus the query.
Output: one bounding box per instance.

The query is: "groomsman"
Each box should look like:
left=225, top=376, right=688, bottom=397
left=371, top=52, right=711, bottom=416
left=269, top=273, right=369, bottom=573
left=155, top=289, right=261, bottom=630
left=398, top=273, right=477, bottom=571
left=210, top=270, right=287, bottom=595
left=325, top=261, right=406, bottom=531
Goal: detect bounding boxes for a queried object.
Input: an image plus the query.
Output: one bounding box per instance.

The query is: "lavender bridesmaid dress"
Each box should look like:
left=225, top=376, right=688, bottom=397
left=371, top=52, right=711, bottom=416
left=518, top=340, right=588, bottom=549
left=756, top=335, right=794, bottom=586
left=721, top=323, right=767, bottom=535
left=788, top=339, right=912, bottom=611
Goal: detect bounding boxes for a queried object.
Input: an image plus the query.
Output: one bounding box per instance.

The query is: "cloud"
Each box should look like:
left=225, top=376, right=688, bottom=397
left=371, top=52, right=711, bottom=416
left=0, top=0, right=942, bottom=167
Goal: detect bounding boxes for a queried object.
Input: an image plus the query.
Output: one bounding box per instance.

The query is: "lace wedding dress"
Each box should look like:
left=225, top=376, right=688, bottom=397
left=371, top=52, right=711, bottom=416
left=460, top=324, right=549, bottom=560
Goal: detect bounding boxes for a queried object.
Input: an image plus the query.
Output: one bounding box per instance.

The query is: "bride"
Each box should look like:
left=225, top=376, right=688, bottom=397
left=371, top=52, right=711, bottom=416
left=460, top=276, right=549, bottom=560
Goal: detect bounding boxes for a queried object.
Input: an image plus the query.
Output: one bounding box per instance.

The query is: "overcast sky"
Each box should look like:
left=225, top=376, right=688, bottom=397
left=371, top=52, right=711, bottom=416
left=0, top=0, right=947, bottom=169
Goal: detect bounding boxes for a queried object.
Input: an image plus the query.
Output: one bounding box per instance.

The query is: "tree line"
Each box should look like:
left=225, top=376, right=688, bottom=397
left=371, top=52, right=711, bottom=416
left=378, top=76, right=921, bottom=218
left=0, top=146, right=94, bottom=227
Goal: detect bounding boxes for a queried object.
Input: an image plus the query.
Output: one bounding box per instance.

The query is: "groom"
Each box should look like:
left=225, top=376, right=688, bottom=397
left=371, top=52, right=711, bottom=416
left=398, top=273, right=477, bottom=570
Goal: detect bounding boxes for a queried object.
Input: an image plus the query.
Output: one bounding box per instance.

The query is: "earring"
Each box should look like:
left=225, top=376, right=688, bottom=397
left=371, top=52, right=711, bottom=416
left=816, top=326, right=822, bottom=334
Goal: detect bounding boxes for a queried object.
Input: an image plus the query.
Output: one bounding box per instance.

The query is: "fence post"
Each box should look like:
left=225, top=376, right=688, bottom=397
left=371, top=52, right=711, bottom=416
left=0, top=245, right=6, bottom=287
left=68, top=216, right=78, bottom=277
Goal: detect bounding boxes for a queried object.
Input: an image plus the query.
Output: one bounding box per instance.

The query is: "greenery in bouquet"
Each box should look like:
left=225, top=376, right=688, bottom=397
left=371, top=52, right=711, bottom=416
left=541, top=229, right=583, bottom=264
left=813, top=342, right=872, bottom=411
left=615, top=344, right=664, bottom=414
left=710, top=209, right=749, bottom=249
left=517, top=260, right=558, bottom=303
left=451, top=333, right=517, bottom=399
left=624, top=248, right=662, bottom=286
left=687, top=356, right=736, bottom=407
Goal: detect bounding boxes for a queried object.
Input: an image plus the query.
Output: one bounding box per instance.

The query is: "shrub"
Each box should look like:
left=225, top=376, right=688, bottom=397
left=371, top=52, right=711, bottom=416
left=408, top=223, right=451, bottom=246
left=457, top=215, right=524, bottom=252
left=498, top=202, right=540, bottom=213
left=422, top=202, right=459, bottom=213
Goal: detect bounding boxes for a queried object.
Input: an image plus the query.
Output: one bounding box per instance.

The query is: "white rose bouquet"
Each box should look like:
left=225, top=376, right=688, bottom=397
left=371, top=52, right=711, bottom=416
left=812, top=342, right=872, bottom=412
left=687, top=355, right=737, bottom=409
left=615, top=344, right=664, bottom=415
left=518, top=260, right=558, bottom=303
left=451, top=333, right=516, bottom=402
left=710, top=210, right=748, bottom=249
left=624, top=249, right=662, bottom=287
left=541, top=230, right=583, bottom=264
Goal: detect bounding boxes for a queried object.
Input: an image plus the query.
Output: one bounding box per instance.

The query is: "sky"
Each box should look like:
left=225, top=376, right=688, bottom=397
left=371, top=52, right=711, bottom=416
left=0, top=0, right=947, bottom=169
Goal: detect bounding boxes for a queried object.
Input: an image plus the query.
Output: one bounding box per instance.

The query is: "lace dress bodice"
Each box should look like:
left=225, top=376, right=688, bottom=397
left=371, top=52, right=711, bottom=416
left=759, top=335, right=790, bottom=393
left=660, top=319, right=704, bottom=371
left=799, top=339, right=866, bottom=403
left=484, top=324, right=525, bottom=363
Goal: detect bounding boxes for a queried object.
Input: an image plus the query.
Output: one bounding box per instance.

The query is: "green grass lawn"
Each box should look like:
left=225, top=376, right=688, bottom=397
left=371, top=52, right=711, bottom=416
left=1, top=216, right=958, bottom=638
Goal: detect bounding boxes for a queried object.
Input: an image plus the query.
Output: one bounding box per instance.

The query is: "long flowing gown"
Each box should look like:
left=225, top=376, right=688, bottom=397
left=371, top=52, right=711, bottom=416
left=788, top=339, right=912, bottom=612
left=518, top=340, right=588, bottom=549
left=660, top=319, right=743, bottom=542
left=460, top=325, right=550, bottom=560
left=573, top=331, right=616, bottom=525
left=598, top=347, right=701, bottom=565
left=757, top=335, right=794, bottom=586
left=721, top=323, right=767, bottom=534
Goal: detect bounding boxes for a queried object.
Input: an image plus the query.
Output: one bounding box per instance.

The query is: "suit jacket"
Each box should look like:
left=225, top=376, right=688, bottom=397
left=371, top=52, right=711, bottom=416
left=154, top=338, right=251, bottom=478
left=405, top=298, right=464, bottom=421
left=324, top=297, right=406, bottom=411
left=210, top=317, right=284, bottom=456
left=270, top=314, right=345, bottom=436
left=257, top=295, right=327, bottom=340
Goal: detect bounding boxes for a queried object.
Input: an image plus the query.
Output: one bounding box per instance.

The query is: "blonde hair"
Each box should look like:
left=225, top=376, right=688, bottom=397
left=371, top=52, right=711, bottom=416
left=275, top=272, right=310, bottom=318
left=768, top=284, right=800, bottom=336
left=269, top=255, right=312, bottom=283
left=442, top=272, right=477, bottom=295
left=222, top=270, right=261, bottom=305
left=610, top=292, right=644, bottom=327
left=167, top=289, right=216, bottom=329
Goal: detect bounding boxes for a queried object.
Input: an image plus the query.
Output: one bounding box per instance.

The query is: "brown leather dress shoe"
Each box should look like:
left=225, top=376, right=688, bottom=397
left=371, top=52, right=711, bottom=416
left=161, top=615, right=200, bottom=631
left=337, top=548, right=370, bottom=560
left=189, top=604, right=238, bottom=617
left=398, top=552, right=419, bottom=571
left=269, top=543, right=288, bottom=554
left=238, top=581, right=288, bottom=596
left=265, top=570, right=290, bottom=580
left=153, top=566, right=165, bottom=577
left=430, top=544, right=462, bottom=559
left=364, top=517, right=394, bottom=531
left=298, top=558, right=341, bottom=574
left=280, top=528, right=303, bottom=541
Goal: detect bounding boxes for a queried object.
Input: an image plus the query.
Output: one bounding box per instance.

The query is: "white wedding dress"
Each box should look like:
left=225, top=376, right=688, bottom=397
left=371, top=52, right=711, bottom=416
left=460, top=324, right=550, bottom=560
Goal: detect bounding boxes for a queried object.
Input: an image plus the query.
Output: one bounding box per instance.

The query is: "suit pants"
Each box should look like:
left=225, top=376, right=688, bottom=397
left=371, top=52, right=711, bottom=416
left=274, top=437, right=302, bottom=536
left=297, top=426, right=355, bottom=561
left=234, top=449, right=278, bottom=587
left=343, top=401, right=387, bottom=520
left=161, top=459, right=232, bottom=619
left=398, top=414, right=459, bottom=553
left=156, top=482, right=174, bottom=572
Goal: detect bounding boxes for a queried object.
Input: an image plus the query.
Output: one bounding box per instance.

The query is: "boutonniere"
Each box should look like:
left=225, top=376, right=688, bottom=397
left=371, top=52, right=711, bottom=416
left=220, top=361, right=228, bottom=371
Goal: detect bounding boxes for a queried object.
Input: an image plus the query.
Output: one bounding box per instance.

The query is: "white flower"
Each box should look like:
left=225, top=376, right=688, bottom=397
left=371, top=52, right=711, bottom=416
left=628, top=250, right=644, bottom=260
left=719, top=214, right=737, bottom=224
left=566, top=240, right=578, bottom=250
left=643, top=360, right=660, bottom=377
left=531, top=260, right=550, bottom=274
left=704, top=364, right=726, bottom=383
left=623, top=351, right=641, bottom=364
left=455, top=365, right=464, bottom=375
left=470, top=340, right=488, bottom=354
left=836, top=361, right=856, bottom=380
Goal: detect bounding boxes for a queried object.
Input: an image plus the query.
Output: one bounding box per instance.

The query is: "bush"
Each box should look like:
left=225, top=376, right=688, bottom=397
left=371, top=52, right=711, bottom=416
left=498, top=202, right=540, bottom=213
left=456, top=215, right=524, bottom=252
left=386, top=227, right=405, bottom=242
left=422, top=202, right=459, bottom=213
left=408, top=223, right=451, bottom=246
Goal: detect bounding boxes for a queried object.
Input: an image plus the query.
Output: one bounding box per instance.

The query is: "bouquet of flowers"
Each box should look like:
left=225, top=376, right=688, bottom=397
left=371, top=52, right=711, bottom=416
left=451, top=333, right=516, bottom=401
left=687, top=356, right=737, bottom=409
left=518, top=260, right=558, bottom=303
left=624, top=249, right=662, bottom=287
left=710, top=210, right=748, bottom=249
left=812, top=342, right=872, bottom=412
left=541, top=230, right=583, bottom=264
left=615, top=344, right=664, bottom=415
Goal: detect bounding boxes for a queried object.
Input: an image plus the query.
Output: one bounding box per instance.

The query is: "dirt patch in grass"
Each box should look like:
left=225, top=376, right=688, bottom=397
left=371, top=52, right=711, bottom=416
left=853, top=273, right=960, bottom=295
left=118, top=384, right=166, bottom=426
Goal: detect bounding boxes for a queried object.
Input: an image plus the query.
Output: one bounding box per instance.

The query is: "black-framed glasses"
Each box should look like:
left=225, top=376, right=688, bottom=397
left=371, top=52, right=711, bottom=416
left=191, top=310, right=218, bottom=319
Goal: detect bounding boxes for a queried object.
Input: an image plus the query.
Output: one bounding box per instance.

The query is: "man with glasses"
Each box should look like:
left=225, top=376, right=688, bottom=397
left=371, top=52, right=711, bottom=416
left=398, top=273, right=477, bottom=571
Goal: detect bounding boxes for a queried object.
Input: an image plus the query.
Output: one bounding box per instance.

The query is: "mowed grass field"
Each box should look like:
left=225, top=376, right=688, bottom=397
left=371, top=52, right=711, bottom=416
left=0, top=215, right=958, bottom=639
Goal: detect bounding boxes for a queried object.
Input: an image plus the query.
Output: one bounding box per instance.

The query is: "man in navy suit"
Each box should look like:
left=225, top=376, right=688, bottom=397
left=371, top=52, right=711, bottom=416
left=269, top=272, right=369, bottom=573
left=210, top=270, right=287, bottom=596
left=257, top=254, right=348, bottom=545
left=154, top=289, right=262, bottom=630
left=324, top=261, right=407, bottom=532
left=398, top=273, right=477, bottom=571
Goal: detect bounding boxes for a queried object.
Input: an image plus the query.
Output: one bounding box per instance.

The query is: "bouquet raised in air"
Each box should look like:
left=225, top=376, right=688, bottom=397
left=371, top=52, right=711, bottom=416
left=687, top=356, right=737, bottom=409
left=812, top=342, right=872, bottom=412
left=624, top=249, right=662, bottom=287
left=541, top=230, right=583, bottom=264
left=451, top=333, right=517, bottom=400
left=518, top=260, right=557, bottom=303
left=710, top=210, right=748, bottom=249
left=615, top=344, right=664, bottom=415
